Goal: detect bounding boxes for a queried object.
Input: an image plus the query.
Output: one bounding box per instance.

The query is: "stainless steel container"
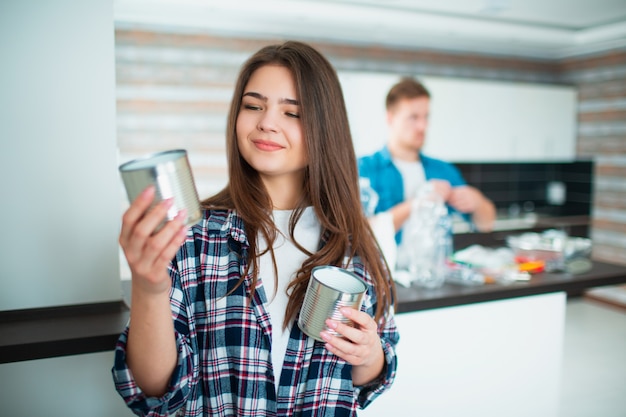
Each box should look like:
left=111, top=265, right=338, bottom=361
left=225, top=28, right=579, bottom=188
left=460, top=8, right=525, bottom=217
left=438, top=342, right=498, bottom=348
left=119, top=149, right=201, bottom=231
left=298, top=265, right=367, bottom=342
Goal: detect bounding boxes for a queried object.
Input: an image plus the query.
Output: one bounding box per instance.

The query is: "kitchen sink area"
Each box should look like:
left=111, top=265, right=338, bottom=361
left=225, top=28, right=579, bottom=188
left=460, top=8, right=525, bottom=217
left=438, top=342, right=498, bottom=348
left=453, top=212, right=539, bottom=233
left=453, top=211, right=590, bottom=234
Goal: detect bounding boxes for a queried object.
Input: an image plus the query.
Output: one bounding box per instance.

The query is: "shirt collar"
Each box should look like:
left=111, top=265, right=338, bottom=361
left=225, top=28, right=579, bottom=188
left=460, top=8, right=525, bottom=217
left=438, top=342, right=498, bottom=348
left=206, top=209, right=249, bottom=246
left=382, top=145, right=423, bottom=164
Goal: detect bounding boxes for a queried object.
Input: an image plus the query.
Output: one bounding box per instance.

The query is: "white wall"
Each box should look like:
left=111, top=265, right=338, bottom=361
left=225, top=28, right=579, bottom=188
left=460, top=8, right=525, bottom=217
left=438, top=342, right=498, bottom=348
left=0, top=352, right=134, bottom=417
left=0, top=351, right=134, bottom=417
left=0, top=0, right=122, bottom=310
left=0, top=3, right=133, bottom=415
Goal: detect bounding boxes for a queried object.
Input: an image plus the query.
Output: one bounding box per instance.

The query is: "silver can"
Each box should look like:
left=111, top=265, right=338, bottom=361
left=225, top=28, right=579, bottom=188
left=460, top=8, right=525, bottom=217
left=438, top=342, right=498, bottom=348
left=119, top=149, right=202, bottom=231
left=298, top=265, right=367, bottom=342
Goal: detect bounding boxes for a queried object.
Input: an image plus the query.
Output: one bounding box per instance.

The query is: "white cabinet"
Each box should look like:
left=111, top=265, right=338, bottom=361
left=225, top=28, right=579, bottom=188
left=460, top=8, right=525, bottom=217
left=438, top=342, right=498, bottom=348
left=359, top=293, right=566, bottom=417
left=422, top=76, right=577, bottom=162
left=338, top=71, right=577, bottom=162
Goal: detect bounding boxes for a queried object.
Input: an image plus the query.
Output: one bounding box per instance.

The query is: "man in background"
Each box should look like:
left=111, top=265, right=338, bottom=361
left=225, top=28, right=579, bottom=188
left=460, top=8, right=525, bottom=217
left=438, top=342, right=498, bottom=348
left=358, top=77, right=496, bottom=248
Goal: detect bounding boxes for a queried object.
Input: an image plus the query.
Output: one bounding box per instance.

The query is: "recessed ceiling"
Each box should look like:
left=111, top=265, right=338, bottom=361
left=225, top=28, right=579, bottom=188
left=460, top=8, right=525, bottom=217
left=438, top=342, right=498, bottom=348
left=114, top=0, right=626, bottom=59
left=331, top=0, right=626, bottom=29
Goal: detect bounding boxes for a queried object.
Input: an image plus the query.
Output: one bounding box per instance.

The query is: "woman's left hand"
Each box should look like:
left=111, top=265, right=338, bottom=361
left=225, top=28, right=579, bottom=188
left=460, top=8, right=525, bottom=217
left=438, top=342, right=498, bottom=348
left=321, top=307, right=384, bottom=386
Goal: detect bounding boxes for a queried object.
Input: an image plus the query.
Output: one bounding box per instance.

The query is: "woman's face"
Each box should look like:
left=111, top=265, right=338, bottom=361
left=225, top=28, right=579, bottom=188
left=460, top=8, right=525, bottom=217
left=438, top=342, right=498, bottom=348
left=236, top=64, right=307, bottom=186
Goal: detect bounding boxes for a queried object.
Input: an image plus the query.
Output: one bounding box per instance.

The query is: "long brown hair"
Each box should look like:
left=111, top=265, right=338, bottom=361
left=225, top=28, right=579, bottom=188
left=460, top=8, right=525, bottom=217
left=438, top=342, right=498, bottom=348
left=203, top=41, right=394, bottom=327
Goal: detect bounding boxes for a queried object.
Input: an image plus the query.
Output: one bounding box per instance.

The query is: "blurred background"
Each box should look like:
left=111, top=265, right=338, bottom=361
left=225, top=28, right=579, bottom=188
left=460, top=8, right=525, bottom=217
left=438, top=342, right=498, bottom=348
left=113, top=0, right=626, bottom=266
left=1, top=1, right=624, bottom=416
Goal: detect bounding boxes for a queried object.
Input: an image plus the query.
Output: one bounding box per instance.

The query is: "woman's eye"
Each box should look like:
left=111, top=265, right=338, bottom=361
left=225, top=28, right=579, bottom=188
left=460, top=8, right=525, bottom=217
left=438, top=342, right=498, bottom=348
left=243, top=104, right=261, bottom=111
left=286, top=112, right=300, bottom=119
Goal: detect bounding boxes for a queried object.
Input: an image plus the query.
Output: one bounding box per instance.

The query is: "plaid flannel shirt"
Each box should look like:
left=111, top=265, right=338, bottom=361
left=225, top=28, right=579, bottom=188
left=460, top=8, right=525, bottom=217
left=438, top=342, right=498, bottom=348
left=112, top=209, right=399, bottom=417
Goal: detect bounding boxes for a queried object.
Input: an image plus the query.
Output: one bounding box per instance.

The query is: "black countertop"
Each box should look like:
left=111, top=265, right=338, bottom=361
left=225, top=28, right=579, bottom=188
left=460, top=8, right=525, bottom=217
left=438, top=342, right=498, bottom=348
left=395, top=260, right=626, bottom=313
left=453, top=215, right=590, bottom=250
left=1, top=260, right=625, bottom=364
left=0, top=301, right=130, bottom=364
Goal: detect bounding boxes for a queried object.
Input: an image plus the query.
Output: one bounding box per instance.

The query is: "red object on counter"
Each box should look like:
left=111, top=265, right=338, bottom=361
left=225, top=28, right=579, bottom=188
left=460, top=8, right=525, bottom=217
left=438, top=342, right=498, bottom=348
left=517, top=260, right=545, bottom=274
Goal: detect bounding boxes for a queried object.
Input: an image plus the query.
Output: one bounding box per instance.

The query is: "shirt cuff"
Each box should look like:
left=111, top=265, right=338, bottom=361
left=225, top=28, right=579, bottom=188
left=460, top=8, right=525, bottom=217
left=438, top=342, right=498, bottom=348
left=354, top=336, right=398, bottom=409
left=111, top=329, right=195, bottom=416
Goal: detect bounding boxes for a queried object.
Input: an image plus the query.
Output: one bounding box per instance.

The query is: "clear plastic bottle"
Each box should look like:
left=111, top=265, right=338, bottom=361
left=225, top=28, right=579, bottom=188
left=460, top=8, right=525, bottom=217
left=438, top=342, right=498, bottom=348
left=359, top=177, right=379, bottom=217
left=402, top=182, right=450, bottom=288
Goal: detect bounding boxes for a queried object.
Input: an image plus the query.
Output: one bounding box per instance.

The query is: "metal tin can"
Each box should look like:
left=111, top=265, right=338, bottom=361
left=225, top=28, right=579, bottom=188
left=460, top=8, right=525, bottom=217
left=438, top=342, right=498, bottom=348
left=119, top=149, right=202, bottom=231
left=298, top=265, right=367, bottom=342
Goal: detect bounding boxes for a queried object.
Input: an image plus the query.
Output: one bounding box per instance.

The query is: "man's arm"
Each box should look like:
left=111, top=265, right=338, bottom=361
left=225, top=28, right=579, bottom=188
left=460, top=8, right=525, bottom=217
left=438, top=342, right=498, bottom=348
left=470, top=193, right=496, bottom=232
left=388, top=200, right=412, bottom=232
left=449, top=186, right=496, bottom=232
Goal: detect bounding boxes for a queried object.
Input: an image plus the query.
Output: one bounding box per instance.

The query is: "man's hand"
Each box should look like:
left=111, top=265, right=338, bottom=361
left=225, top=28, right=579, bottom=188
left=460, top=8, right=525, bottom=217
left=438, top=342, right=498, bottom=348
left=429, top=179, right=452, bottom=201
left=448, top=185, right=482, bottom=213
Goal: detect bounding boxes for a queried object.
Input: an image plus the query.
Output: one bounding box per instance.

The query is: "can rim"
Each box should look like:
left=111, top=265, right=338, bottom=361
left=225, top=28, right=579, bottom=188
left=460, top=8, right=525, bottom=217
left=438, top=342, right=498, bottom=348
left=119, top=149, right=188, bottom=172
left=311, top=265, right=367, bottom=294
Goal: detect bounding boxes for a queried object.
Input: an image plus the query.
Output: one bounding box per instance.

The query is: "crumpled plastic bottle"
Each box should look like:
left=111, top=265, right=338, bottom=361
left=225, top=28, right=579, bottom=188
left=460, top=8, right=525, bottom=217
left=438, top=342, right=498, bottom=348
left=398, top=182, right=451, bottom=288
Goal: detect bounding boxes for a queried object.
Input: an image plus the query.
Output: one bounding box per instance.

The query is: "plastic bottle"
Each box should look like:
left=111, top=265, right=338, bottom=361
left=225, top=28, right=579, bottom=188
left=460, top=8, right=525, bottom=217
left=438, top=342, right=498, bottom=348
left=359, top=177, right=379, bottom=217
left=402, top=182, right=450, bottom=288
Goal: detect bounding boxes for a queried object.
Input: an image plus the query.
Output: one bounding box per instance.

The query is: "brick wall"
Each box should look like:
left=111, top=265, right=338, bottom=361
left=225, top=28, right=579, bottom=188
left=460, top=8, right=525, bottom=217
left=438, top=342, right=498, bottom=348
left=560, top=50, right=626, bottom=265
left=114, top=29, right=566, bottom=195
left=114, top=28, right=626, bottom=266
left=115, top=31, right=266, bottom=199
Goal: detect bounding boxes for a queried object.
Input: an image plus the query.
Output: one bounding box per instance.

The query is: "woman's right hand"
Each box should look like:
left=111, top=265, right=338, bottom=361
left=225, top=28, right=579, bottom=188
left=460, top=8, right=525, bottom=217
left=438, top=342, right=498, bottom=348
left=121, top=186, right=186, bottom=396
left=119, top=186, right=189, bottom=295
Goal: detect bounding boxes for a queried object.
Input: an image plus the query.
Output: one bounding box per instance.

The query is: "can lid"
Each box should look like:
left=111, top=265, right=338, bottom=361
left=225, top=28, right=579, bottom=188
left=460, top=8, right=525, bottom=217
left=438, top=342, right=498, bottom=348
left=119, top=149, right=188, bottom=172
left=312, top=266, right=367, bottom=294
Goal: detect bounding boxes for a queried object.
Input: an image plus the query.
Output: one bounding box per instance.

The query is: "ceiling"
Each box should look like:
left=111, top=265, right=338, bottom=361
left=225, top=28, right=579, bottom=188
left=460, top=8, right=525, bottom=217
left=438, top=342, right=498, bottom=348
left=114, top=0, right=626, bottom=59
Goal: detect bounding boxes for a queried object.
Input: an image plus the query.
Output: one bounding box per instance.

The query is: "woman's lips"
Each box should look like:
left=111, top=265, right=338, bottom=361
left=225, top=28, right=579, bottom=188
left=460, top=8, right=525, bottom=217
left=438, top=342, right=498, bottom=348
left=252, top=139, right=284, bottom=151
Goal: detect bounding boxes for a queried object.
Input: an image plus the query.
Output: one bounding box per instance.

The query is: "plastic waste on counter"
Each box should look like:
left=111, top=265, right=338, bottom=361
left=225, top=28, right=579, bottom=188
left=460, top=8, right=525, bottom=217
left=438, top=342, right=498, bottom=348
left=393, top=243, right=535, bottom=288
left=396, top=183, right=451, bottom=289
left=450, top=245, right=531, bottom=285
left=506, top=229, right=592, bottom=273
left=394, top=228, right=592, bottom=288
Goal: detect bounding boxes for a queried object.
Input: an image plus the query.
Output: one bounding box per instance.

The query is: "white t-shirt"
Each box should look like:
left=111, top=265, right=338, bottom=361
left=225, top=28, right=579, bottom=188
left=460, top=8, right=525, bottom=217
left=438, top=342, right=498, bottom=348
left=392, top=157, right=426, bottom=200
left=392, top=158, right=426, bottom=269
left=257, top=206, right=321, bottom=392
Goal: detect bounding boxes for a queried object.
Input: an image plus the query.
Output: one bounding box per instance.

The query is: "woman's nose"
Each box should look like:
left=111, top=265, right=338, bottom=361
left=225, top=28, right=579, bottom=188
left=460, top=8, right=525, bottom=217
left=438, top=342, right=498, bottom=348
left=257, top=110, right=279, bottom=133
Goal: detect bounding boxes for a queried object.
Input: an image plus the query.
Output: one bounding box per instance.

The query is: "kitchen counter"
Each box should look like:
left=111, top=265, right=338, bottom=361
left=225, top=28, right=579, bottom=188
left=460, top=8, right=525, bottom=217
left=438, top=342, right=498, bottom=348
left=361, top=259, right=626, bottom=417
left=1, top=260, right=624, bottom=364
left=453, top=214, right=590, bottom=235
left=395, top=259, right=625, bottom=313
left=0, top=301, right=129, bottom=364
left=453, top=214, right=590, bottom=251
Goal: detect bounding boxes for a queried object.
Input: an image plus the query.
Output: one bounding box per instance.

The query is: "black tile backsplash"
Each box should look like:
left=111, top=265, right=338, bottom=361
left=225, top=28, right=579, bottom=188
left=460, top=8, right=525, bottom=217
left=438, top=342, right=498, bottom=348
left=456, top=161, right=594, bottom=217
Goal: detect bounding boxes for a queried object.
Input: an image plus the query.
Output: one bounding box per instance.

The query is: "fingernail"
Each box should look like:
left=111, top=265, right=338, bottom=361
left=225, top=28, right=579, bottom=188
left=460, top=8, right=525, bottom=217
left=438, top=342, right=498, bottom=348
left=325, top=319, right=338, bottom=329
left=320, top=331, right=331, bottom=341
left=340, top=307, right=351, bottom=316
left=177, top=208, right=187, bottom=221
left=163, top=198, right=174, bottom=208
left=141, top=185, right=155, bottom=197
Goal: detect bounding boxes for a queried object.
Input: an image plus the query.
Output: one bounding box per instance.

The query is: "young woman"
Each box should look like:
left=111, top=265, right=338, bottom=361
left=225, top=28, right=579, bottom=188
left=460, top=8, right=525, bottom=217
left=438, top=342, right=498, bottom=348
left=113, top=40, right=398, bottom=417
